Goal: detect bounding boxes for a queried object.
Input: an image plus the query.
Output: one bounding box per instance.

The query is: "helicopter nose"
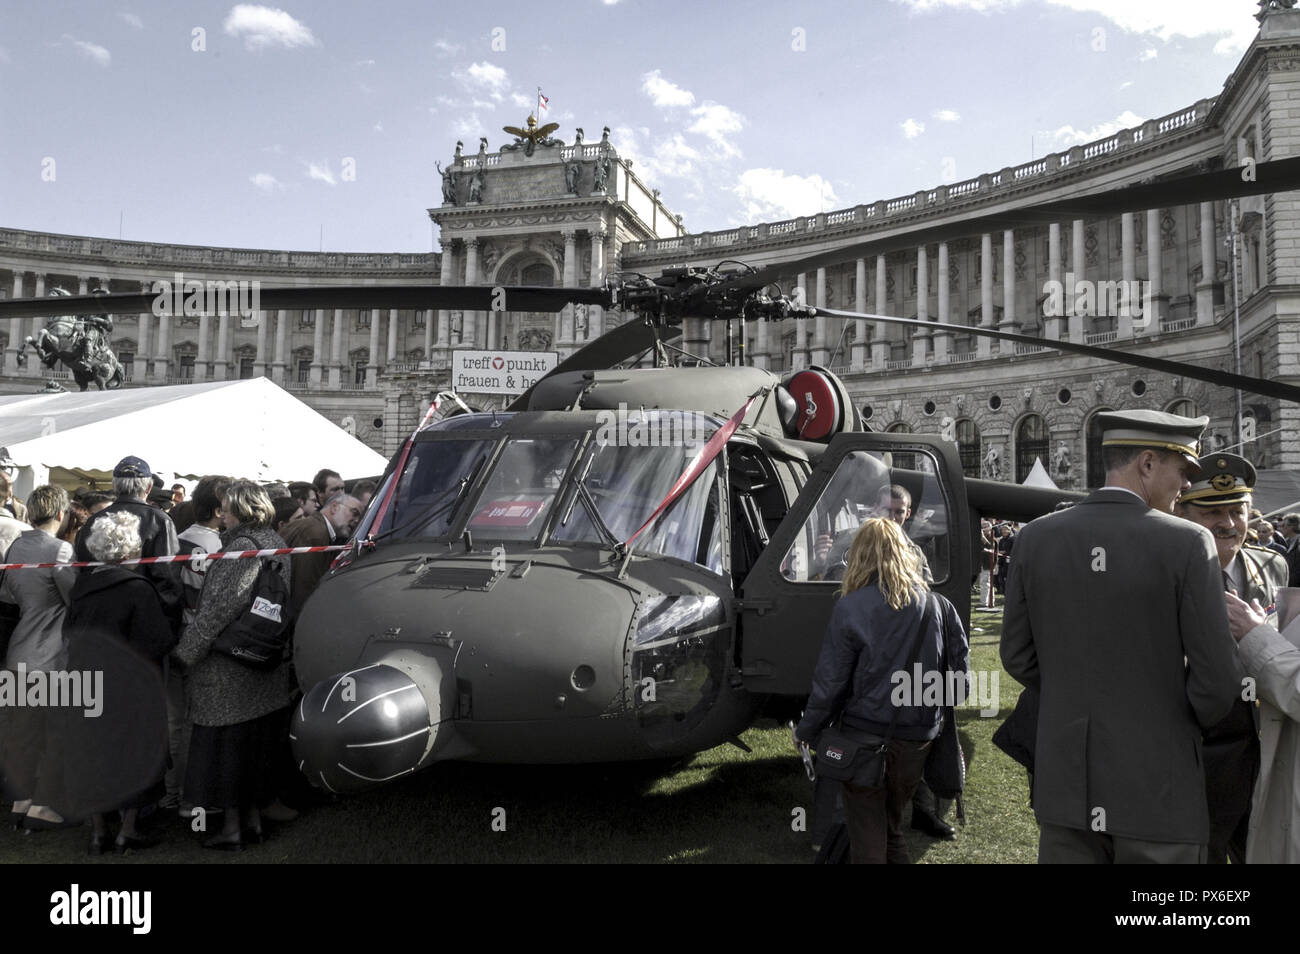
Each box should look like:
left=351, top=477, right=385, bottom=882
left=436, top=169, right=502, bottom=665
left=291, top=663, right=438, bottom=794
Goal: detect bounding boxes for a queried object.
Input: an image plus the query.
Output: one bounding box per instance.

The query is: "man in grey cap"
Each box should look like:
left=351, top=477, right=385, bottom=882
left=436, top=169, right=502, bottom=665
left=1002, top=409, right=1240, bottom=862
left=74, top=454, right=183, bottom=629
left=1176, top=452, right=1287, bottom=864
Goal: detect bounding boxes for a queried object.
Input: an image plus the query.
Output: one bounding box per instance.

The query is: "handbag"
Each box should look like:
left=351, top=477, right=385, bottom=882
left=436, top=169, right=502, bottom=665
left=814, top=593, right=935, bottom=786
left=924, top=598, right=969, bottom=801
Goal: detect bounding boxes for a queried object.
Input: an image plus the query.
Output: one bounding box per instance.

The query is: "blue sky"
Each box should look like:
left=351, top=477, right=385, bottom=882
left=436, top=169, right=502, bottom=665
left=0, top=0, right=1267, bottom=253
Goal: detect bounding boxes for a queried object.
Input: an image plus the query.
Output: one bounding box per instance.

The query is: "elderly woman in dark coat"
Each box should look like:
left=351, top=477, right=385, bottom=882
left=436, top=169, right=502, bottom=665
left=174, top=479, right=292, bottom=850
left=63, top=509, right=176, bottom=853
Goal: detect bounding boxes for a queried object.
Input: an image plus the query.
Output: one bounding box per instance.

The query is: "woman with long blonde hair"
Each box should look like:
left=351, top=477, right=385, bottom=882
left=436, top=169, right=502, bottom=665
left=794, top=516, right=969, bottom=863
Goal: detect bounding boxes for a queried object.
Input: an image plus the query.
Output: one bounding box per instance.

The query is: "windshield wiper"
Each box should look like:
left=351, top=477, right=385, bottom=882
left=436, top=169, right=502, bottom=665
left=562, top=457, right=624, bottom=555
left=373, top=454, right=487, bottom=543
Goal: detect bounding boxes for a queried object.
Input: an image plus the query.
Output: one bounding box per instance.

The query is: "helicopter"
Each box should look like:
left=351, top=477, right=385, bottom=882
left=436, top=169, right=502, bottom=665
left=5, top=156, right=1300, bottom=793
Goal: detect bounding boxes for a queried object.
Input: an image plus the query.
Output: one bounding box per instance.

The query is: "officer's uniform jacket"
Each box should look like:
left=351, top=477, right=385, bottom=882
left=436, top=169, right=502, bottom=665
left=1001, top=489, right=1240, bottom=844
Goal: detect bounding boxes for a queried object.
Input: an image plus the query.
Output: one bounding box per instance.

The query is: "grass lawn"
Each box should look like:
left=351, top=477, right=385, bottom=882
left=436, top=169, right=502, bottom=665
left=1, top=594, right=1038, bottom=864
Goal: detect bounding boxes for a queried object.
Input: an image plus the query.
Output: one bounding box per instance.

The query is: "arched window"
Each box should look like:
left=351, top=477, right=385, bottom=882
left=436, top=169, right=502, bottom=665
left=887, top=421, right=915, bottom=471
left=1086, top=408, right=1114, bottom=489
left=1166, top=399, right=1198, bottom=418
left=956, top=419, right=981, bottom=478
left=1015, top=414, right=1048, bottom=483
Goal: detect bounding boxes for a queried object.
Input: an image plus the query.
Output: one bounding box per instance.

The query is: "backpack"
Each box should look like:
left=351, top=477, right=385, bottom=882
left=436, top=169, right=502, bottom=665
left=212, top=558, right=293, bottom=670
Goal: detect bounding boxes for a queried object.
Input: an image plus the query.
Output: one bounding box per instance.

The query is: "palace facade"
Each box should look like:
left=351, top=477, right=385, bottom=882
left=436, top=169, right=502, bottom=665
left=4, top=7, right=1300, bottom=496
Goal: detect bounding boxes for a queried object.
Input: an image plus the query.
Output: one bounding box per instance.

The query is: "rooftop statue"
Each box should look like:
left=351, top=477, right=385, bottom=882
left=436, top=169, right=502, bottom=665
left=501, top=115, right=561, bottom=157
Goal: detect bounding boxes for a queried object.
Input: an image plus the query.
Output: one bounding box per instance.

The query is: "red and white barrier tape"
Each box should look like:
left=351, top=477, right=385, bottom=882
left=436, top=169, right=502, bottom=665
left=0, top=543, right=350, bottom=571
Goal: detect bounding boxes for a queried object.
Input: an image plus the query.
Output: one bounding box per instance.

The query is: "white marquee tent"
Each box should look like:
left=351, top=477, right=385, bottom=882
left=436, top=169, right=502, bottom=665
left=0, top=378, right=388, bottom=497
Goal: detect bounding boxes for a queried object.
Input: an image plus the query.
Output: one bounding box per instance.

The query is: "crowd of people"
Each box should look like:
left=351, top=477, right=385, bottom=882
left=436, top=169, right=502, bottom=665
left=0, top=458, right=368, bottom=854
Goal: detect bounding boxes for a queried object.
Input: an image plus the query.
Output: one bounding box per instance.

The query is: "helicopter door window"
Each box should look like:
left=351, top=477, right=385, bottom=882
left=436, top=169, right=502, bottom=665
left=781, top=449, right=951, bottom=584
left=467, top=438, right=579, bottom=541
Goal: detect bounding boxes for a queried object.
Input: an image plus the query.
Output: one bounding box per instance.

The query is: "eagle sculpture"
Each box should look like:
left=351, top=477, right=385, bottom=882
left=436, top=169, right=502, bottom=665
left=501, top=115, right=561, bottom=157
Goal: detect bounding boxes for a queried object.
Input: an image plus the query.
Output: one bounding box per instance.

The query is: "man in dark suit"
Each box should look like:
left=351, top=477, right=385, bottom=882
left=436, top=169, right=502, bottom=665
left=1001, top=409, right=1239, bottom=863
left=1177, top=452, right=1287, bottom=864
left=281, top=492, right=362, bottom=618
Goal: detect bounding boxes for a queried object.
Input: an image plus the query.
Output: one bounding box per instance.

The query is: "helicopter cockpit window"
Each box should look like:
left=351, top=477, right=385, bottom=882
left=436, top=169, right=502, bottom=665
left=375, top=438, right=496, bottom=539
left=781, top=449, right=951, bottom=584
left=466, top=437, right=580, bottom=540
left=552, top=435, right=722, bottom=573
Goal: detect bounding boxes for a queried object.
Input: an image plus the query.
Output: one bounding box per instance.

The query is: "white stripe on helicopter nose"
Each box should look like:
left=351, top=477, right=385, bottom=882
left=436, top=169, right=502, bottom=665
left=321, top=663, right=385, bottom=713
left=317, top=772, right=338, bottom=794
left=343, top=726, right=431, bottom=748
left=336, top=683, right=422, bottom=725
left=335, top=763, right=420, bottom=783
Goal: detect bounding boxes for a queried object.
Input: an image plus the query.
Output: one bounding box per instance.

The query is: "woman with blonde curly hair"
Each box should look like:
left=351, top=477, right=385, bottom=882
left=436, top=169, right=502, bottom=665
left=793, top=517, right=969, bottom=864
left=174, top=479, right=292, bottom=851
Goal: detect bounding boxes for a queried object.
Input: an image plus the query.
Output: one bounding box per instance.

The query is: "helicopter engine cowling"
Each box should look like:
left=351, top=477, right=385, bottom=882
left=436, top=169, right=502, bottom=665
left=776, top=366, right=860, bottom=442
left=291, top=657, right=445, bottom=794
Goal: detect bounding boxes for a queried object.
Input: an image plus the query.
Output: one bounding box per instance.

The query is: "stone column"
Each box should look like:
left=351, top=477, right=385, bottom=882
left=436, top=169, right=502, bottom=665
left=463, top=239, right=480, bottom=349
left=1045, top=223, right=1062, bottom=340
left=559, top=231, right=576, bottom=351
left=810, top=267, right=828, bottom=365
left=791, top=273, right=807, bottom=370
left=26, top=274, right=45, bottom=377
left=153, top=280, right=171, bottom=379
left=328, top=308, right=344, bottom=388
left=1118, top=213, right=1136, bottom=338
left=1000, top=230, right=1017, bottom=334
left=423, top=311, right=433, bottom=363
left=1071, top=219, right=1086, bottom=342
left=979, top=234, right=993, bottom=359
left=1197, top=202, right=1217, bottom=327
left=588, top=225, right=606, bottom=340
left=388, top=308, right=399, bottom=365
left=912, top=246, right=930, bottom=364
left=1144, top=208, right=1163, bottom=332
left=934, top=242, right=951, bottom=361
left=754, top=314, right=770, bottom=371
left=253, top=310, right=268, bottom=378
left=272, top=309, right=287, bottom=384
left=852, top=258, right=868, bottom=370
left=136, top=297, right=152, bottom=383
left=6, top=272, right=24, bottom=370
left=366, top=308, right=382, bottom=388
left=198, top=313, right=212, bottom=380
left=215, top=313, right=230, bottom=380
left=872, top=255, right=888, bottom=369
left=310, top=309, right=325, bottom=385
left=437, top=243, right=455, bottom=351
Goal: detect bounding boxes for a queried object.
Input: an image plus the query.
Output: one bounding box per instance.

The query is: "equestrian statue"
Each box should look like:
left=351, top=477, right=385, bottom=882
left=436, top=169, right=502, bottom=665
left=19, top=288, right=125, bottom=391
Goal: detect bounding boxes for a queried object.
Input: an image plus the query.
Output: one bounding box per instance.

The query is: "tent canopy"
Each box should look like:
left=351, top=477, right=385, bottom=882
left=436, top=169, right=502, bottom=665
left=0, top=378, right=388, bottom=496
left=1020, top=456, right=1059, bottom=490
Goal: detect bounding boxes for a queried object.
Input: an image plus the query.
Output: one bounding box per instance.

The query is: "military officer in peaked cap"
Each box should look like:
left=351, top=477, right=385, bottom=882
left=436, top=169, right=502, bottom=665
left=1176, top=452, right=1286, bottom=864
left=1002, top=409, right=1240, bottom=863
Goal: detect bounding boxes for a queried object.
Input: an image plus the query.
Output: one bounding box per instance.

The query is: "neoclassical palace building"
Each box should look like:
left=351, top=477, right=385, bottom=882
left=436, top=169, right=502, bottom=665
left=5, top=7, right=1300, bottom=492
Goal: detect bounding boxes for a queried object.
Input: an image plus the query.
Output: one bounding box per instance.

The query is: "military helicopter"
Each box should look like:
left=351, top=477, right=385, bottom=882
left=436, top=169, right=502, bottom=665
left=6, top=157, right=1300, bottom=793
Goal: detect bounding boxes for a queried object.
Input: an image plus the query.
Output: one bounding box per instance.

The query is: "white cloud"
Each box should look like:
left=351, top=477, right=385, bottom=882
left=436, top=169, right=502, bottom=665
left=614, top=127, right=702, bottom=182
left=434, top=94, right=460, bottom=108
left=63, top=35, right=111, bottom=66
left=901, top=117, right=925, bottom=139
left=688, top=101, right=744, bottom=157
left=456, top=61, right=509, bottom=101
left=733, top=168, right=839, bottom=223
left=471, top=98, right=497, bottom=110
left=1042, top=108, right=1144, bottom=147
left=434, top=38, right=462, bottom=55
left=249, top=172, right=282, bottom=192
left=373, top=121, right=383, bottom=133
left=510, top=92, right=532, bottom=109
left=451, top=114, right=487, bottom=140
left=354, top=58, right=375, bottom=67
left=933, top=108, right=960, bottom=122
left=223, top=5, right=318, bottom=51
left=1138, top=47, right=1157, bottom=61
left=305, top=161, right=336, bottom=185
left=118, top=12, right=144, bottom=29
left=890, top=0, right=1255, bottom=55
left=642, top=70, right=695, bottom=108
left=262, top=143, right=284, bottom=154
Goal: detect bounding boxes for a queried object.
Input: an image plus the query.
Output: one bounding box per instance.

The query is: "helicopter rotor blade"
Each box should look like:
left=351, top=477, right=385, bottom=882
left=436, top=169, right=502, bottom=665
left=0, top=284, right=614, bottom=321
left=818, top=307, right=1300, bottom=404
left=717, top=156, right=1300, bottom=296
left=507, top=317, right=682, bottom=411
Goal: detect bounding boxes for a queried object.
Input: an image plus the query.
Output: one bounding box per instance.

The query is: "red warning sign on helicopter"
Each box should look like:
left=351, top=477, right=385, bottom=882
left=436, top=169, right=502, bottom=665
left=452, top=349, right=558, bottom=394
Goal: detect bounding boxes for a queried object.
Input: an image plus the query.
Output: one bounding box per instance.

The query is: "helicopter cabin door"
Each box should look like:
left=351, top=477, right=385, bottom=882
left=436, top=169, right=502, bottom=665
left=737, top=432, right=970, bottom=697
